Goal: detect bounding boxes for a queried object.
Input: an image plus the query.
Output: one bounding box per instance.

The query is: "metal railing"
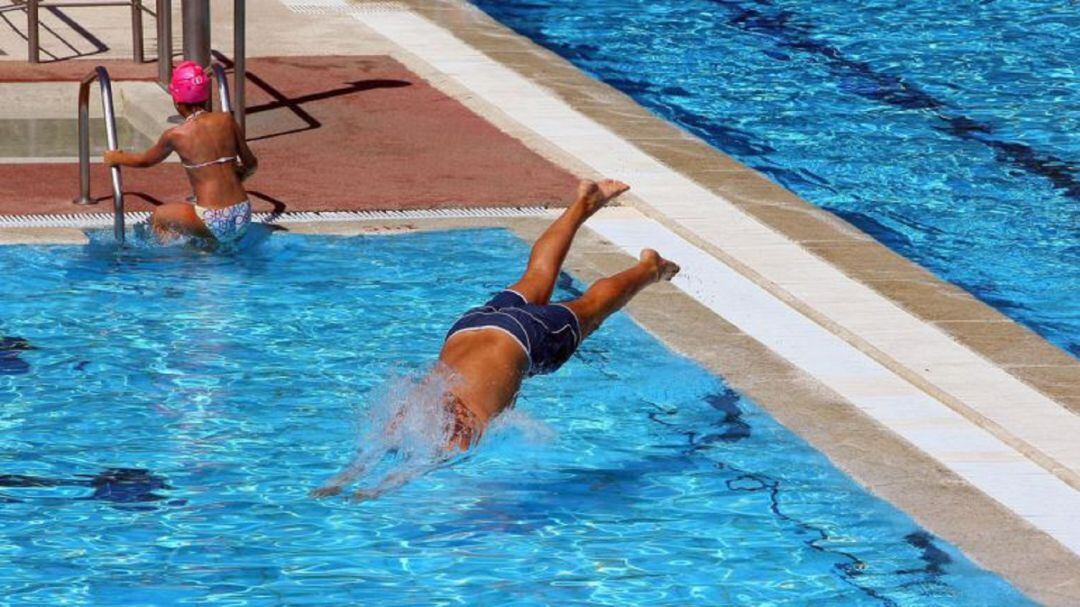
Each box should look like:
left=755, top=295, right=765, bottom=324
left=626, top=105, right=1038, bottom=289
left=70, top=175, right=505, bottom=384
left=210, top=63, right=232, bottom=114
left=0, top=0, right=154, bottom=63
left=233, top=0, right=246, bottom=134
left=73, top=66, right=126, bottom=245
left=154, top=0, right=171, bottom=85
left=3, top=0, right=247, bottom=131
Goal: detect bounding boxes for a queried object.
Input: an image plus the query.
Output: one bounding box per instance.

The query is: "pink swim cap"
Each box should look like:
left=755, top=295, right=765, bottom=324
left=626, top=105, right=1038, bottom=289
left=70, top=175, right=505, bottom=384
left=169, top=60, right=210, bottom=104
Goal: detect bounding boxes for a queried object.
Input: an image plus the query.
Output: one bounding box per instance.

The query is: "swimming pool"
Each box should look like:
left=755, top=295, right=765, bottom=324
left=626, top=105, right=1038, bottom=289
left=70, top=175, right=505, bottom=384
left=472, top=0, right=1080, bottom=357
left=0, top=230, right=1028, bottom=604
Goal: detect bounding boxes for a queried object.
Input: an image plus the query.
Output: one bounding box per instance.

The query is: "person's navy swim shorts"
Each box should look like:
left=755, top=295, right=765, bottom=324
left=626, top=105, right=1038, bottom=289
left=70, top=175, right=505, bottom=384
left=446, top=290, right=582, bottom=376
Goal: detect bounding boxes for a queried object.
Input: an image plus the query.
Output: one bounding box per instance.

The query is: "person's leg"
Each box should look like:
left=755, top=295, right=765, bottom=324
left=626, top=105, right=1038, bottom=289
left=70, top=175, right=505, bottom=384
left=508, top=179, right=629, bottom=304
left=149, top=203, right=213, bottom=242
left=563, top=249, right=680, bottom=337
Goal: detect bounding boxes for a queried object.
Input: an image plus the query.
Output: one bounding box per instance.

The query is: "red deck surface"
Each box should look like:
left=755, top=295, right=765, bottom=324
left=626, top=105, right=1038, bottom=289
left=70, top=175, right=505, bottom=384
left=0, top=56, right=578, bottom=215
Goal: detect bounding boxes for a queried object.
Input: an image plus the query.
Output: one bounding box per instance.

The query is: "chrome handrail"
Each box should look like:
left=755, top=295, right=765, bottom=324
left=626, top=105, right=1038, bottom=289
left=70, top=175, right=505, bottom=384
left=210, top=63, right=232, bottom=114
left=74, top=66, right=126, bottom=245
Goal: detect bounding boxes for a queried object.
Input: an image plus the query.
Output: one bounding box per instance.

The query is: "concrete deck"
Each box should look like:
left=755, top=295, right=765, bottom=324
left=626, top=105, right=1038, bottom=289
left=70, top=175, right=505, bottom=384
left=1, top=0, right=1078, bottom=603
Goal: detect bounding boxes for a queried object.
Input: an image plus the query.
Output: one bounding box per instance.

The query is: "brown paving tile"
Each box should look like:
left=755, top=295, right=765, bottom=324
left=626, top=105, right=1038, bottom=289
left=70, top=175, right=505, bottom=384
left=802, top=241, right=930, bottom=280
left=1000, top=366, right=1080, bottom=414
left=862, top=278, right=1007, bottom=322
left=736, top=200, right=873, bottom=243
left=937, top=321, right=1080, bottom=368
left=1005, top=365, right=1080, bottom=394
left=705, top=172, right=817, bottom=207
left=1061, top=396, right=1080, bottom=411
left=635, top=138, right=752, bottom=173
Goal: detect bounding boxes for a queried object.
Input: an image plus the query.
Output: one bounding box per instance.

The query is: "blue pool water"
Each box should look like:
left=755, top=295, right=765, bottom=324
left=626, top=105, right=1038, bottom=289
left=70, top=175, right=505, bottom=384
left=472, top=0, right=1080, bottom=357
left=0, top=232, right=1029, bottom=605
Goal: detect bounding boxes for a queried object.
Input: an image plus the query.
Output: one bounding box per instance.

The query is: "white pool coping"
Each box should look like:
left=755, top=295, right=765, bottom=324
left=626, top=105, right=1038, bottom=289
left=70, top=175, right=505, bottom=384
left=300, top=2, right=1080, bottom=554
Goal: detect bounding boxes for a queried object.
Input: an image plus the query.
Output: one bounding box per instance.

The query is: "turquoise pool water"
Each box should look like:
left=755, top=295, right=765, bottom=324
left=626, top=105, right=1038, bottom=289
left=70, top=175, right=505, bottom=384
left=0, top=231, right=1029, bottom=605
left=473, top=0, right=1080, bottom=357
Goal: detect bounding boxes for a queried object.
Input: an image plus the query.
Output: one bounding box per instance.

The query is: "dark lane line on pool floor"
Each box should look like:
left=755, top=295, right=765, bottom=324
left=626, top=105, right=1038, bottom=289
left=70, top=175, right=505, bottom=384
left=708, top=0, right=1080, bottom=200
left=0, top=468, right=186, bottom=509
left=486, top=0, right=1079, bottom=201
left=0, top=336, right=32, bottom=376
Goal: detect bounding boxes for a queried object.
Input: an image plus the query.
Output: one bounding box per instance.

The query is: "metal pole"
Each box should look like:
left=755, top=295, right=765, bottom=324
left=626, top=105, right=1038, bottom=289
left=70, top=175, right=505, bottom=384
left=28, top=0, right=40, bottom=63
left=210, top=63, right=232, bottom=114
left=156, top=0, right=173, bottom=86
left=234, top=0, right=245, bottom=134
left=97, top=67, right=126, bottom=244
left=181, top=0, right=209, bottom=67
left=131, top=0, right=144, bottom=63
left=73, top=67, right=126, bottom=245
left=74, top=72, right=94, bottom=206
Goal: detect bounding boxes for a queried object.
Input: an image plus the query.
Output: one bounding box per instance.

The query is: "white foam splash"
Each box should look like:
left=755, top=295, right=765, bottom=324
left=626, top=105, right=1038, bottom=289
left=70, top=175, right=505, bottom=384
left=318, top=366, right=555, bottom=499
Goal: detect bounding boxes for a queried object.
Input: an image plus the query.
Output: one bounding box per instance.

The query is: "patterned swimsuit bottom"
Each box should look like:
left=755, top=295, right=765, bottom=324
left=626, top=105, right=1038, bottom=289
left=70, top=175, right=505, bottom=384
left=194, top=200, right=252, bottom=242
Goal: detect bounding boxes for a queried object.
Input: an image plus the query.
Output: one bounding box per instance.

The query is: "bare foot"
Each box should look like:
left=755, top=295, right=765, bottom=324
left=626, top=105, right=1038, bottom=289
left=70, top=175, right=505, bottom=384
left=310, top=485, right=343, bottom=499
left=576, top=179, right=630, bottom=218
left=640, top=249, right=680, bottom=282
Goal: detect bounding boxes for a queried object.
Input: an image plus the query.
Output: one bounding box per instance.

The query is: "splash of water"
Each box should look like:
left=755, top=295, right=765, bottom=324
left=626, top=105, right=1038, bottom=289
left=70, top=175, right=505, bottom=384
left=316, top=366, right=462, bottom=499
left=318, top=365, right=555, bottom=499
left=84, top=221, right=277, bottom=255
left=356, top=367, right=458, bottom=461
left=485, top=407, right=556, bottom=447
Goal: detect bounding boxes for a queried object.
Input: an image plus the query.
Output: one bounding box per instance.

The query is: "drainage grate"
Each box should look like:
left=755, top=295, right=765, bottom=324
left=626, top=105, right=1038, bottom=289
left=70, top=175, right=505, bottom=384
left=282, top=0, right=408, bottom=15
left=0, top=207, right=557, bottom=229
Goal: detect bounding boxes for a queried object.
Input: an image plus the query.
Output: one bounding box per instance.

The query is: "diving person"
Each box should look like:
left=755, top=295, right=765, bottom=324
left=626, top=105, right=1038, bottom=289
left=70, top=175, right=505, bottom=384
left=313, top=179, right=680, bottom=500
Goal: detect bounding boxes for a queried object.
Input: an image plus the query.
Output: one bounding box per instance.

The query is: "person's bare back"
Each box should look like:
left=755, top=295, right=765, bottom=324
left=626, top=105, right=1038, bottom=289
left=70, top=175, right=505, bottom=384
left=167, top=111, right=252, bottom=210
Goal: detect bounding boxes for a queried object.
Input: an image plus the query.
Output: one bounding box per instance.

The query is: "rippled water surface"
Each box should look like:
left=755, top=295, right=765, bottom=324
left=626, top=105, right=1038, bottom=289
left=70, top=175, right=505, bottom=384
left=473, top=0, right=1079, bottom=356
left=0, top=232, right=1029, bottom=605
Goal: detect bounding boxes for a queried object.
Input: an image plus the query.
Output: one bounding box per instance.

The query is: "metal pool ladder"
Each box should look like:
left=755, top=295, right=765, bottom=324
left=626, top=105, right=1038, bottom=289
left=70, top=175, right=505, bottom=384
left=73, top=66, right=125, bottom=244
left=73, top=64, right=234, bottom=246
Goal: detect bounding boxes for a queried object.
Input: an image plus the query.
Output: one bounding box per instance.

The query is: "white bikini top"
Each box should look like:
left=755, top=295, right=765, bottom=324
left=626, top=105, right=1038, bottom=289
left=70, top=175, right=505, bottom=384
left=182, top=156, right=237, bottom=170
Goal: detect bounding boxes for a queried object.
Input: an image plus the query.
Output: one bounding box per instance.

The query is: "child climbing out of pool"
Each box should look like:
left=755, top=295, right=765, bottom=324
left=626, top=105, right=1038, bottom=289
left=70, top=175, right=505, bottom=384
left=313, top=179, right=680, bottom=501
left=104, top=61, right=257, bottom=244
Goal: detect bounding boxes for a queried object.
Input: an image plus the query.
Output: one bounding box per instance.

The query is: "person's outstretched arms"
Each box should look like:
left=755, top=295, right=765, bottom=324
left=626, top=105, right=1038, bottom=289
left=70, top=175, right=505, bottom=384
left=104, top=130, right=174, bottom=168
left=349, top=457, right=449, bottom=503
left=310, top=442, right=396, bottom=498
left=233, top=118, right=258, bottom=182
